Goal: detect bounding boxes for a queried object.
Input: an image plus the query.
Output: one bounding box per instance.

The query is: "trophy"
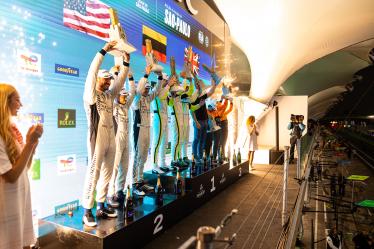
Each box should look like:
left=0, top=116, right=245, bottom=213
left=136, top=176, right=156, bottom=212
left=145, top=39, right=163, bottom=73
left=108, top=8, right=136, bottom=58
left=169, top=56, right=184, bottom=93
left=170, top=56, right=177, bottom=77
left=180, top=46, right=193, bottom=79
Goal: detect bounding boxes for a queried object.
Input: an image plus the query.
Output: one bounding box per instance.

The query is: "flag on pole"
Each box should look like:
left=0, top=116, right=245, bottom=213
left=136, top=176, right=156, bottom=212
left=63, top=0, right=111, bottom=41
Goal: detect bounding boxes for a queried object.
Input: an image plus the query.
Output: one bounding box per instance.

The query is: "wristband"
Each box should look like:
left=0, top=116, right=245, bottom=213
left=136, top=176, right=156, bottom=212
left=99, top=49, right=107, bottom=56
left=129, top=77, right=134, bottom=81
left=123, top=61, right=130, bottom=67
left=144, top=74, right=149, bottom=78
left=158, top=75, right=163, bottom=80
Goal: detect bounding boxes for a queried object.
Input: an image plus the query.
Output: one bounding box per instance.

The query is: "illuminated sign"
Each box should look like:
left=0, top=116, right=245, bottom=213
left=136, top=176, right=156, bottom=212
left=58, top=109, right=76, bottom=128
left=55, top=64, right=79, bottom=77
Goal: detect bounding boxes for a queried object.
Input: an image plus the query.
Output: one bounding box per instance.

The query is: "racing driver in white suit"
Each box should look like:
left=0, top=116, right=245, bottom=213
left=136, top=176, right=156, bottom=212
left=82, top=41, right=129, bottom=227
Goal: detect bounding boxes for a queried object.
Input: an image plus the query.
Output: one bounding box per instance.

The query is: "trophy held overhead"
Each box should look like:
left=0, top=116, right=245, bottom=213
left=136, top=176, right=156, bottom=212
left=108, top=8, right=137, bottom=57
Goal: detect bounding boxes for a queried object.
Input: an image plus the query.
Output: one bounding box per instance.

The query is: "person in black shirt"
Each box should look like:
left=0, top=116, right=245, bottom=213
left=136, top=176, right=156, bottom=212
left=189, top=65, right=219, bottom=160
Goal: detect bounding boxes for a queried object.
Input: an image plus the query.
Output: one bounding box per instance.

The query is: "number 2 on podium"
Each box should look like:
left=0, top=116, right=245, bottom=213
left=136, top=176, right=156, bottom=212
left=153, top=214, right=163, bottom=235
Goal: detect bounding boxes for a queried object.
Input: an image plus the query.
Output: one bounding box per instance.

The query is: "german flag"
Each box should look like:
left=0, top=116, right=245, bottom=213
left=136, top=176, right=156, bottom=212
left=142, top=25, right=167, bottom=63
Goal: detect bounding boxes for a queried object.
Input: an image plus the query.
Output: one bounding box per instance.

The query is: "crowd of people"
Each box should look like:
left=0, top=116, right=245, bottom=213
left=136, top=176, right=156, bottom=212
left=78, top=41, right=236, bottom=227
left=0, top=40, right=257, bottom=248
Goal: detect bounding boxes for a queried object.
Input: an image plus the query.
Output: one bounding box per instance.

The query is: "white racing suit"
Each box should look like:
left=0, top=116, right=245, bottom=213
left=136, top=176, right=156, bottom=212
left=168, top=80, right=194, bottom=162
left=150, top=86, right=170, bottom=168
left=82, top=51, right=129, bottom=209
left=131, top=76, right=165, bottom=183
left=107, top=79, right=136, bottom=197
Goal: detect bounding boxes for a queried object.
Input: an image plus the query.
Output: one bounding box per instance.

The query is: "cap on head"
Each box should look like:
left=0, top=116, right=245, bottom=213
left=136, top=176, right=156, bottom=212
left=162, top=73, right=169, bottom=81
left=170, top=85, right=185, bottom=94
left=98, top=69, right=112, bottom=79
left=144, top=82, right=151, bottom=89
left=120, top=88, right=129, bottom=96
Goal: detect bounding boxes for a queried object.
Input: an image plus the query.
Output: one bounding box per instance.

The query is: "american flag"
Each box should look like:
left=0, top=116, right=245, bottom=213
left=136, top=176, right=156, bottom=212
left=184, top=47, right=200, bottom=75
left=63, top=0, right=110, bottom=41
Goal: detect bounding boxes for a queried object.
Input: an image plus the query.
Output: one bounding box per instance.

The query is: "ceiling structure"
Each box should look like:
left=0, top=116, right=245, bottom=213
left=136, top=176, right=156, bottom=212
left=213, top=0, right=374, bottom=105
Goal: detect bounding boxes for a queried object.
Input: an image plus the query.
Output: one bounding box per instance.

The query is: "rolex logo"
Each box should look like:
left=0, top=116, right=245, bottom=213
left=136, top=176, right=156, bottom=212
left=58, top=109, right=76, bottom=128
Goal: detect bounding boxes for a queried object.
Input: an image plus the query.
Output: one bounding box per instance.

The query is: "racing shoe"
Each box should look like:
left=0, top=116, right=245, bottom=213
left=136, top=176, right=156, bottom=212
left=140, top=183, right=155, bottom=193
left=170, top=161, right=179, bottom=171
left=178, top=158, right=189, bottom=169
left=160, top=166, right=170, bottom=172
left=107, top=195, right=120, bottom=208
left=82, top=210, right=97, bottom=227
left=96, top=207, right=117, bottom=219
left=152, top=167, right=165, bottom=174
left=183, top=157, right=191, bottom=165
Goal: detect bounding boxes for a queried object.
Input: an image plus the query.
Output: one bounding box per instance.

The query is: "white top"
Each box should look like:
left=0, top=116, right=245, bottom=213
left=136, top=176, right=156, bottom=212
left=247, top=124, right=259, bottom=151
left=0, top=136, right=35, bottom=249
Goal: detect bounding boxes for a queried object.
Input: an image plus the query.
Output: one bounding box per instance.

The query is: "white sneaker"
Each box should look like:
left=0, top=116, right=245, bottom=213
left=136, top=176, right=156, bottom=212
left=152, top=167, right=165, bottom=174
left=82, top=212, right=97, bottom=227
left=133, top=188, right=145, bottom=196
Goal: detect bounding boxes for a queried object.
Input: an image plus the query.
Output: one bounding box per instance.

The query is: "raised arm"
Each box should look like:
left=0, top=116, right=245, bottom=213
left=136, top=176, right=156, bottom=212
left=110, top=53, right=130, bottom=97
left=84, top=41, right=117, bottom=105
left=157, top=76, right=171, bottom=100
left=83, top=52, right=104, bottom=105
left=148, top=75, right=162, bottom=102
left=223, top=101, right=233, bottom=116
left=206, top=80, right=217, bottom=98
left=125, top=72, right=136, bottom=108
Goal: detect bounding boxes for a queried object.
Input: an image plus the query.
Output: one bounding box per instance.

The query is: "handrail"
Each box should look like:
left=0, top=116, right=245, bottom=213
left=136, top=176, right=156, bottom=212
left=277, top=130, right=317, bottom=249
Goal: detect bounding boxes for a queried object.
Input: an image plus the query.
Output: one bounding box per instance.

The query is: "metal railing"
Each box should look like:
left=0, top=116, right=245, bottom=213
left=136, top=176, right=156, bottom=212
left=277, top=131, right=317, bottom=249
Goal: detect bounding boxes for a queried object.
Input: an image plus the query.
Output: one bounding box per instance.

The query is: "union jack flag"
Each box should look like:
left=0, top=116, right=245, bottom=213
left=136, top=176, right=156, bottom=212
left=184, top=47, right=200, bottom=76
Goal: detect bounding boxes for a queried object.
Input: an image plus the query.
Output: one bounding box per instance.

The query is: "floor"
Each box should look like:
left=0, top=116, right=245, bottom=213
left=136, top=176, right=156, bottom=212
left=144, top=163, right=300, bottom=249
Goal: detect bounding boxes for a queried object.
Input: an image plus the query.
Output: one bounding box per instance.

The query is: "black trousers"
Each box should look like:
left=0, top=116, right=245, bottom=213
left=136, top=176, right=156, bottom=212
left=205, top=130, right=221, bottom=159
left=290, top=141, right=296, bottom=160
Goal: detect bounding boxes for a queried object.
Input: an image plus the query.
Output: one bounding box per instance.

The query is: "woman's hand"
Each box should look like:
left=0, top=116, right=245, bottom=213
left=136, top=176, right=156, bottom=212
left=26, top=124, right=43, bottom=145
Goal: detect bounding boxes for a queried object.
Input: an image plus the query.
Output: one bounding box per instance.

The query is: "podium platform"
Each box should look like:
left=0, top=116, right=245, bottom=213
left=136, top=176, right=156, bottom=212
left=39, top=161, right=249, bottom=249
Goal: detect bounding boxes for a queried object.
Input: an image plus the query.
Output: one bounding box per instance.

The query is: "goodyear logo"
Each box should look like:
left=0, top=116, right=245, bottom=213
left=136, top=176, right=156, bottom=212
left=54, top=200, right=79, bottom=215
left=55, top=64, right=79, bottom=77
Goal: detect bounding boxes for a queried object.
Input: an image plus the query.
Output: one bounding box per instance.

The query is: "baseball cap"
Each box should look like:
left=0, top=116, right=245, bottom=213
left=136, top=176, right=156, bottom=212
left=98, top=69, right=113, bottom=79
left=120, top=88, right=129, bottom=96
left=144, top=82, right=151, bottom=89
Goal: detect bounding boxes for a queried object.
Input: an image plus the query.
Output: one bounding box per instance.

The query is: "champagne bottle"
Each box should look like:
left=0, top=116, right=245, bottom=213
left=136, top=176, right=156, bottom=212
left=125, top=185, right=134, bottom=220
left=209, top=151, right=213, bottom=168
left=218, top=149, right=223, bottom=164
left=237, top=148, right=242, bottom=164
left=233, top=149, right=237, bottom=166
left=174, top=170, right=184, bottom=195
left=191, top=153, right=196, bottom=176
left=155, top=175, right=164, bottom=206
